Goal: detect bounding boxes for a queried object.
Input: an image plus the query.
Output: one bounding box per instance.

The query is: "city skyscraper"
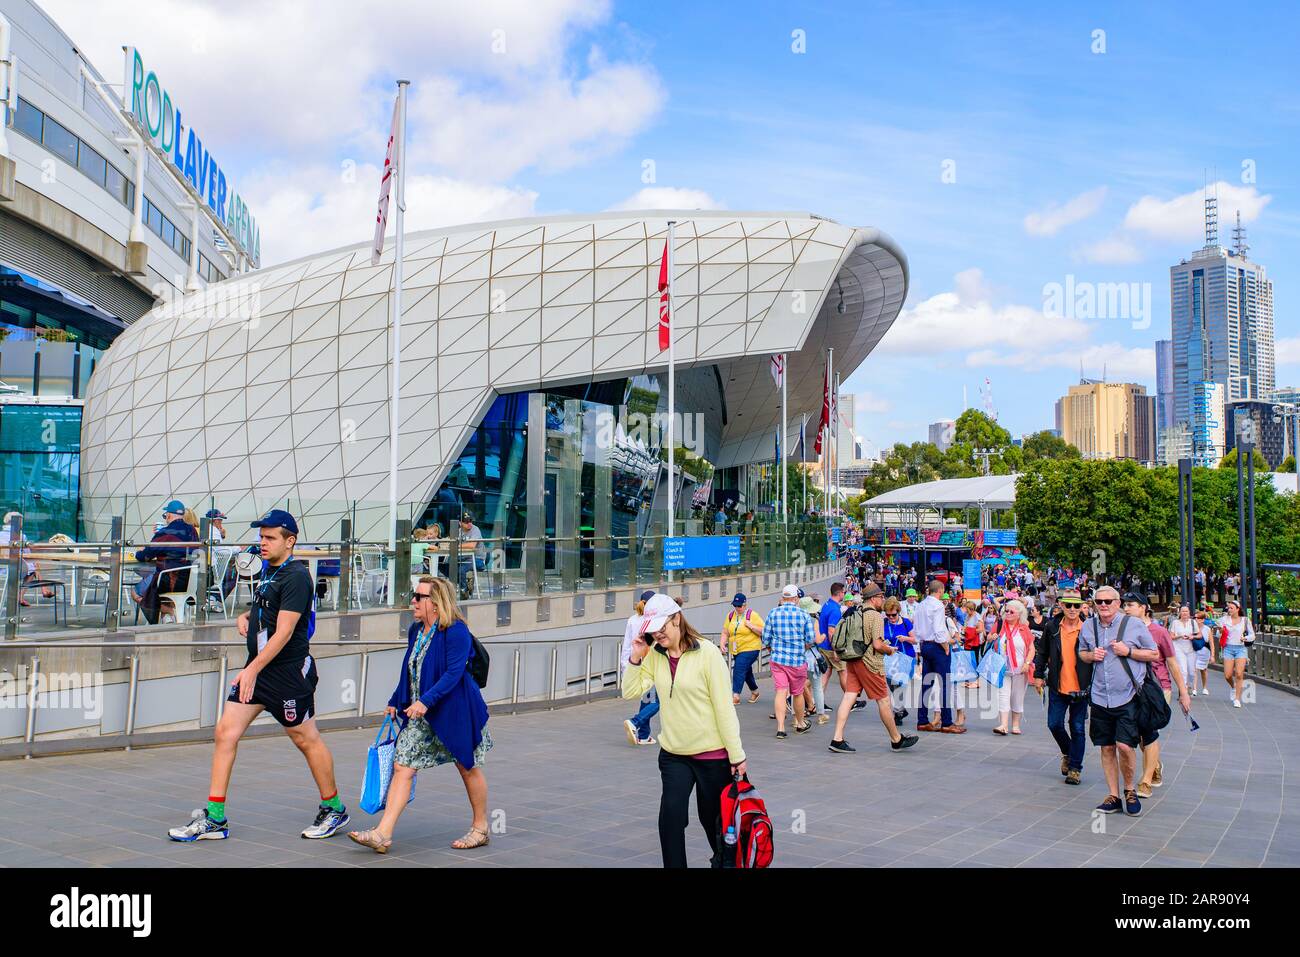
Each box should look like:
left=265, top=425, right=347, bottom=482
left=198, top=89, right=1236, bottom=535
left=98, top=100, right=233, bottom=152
left=1155, top=338, right=1175, bottom=431
left=1055, top=380, right=1156, bottom=462
left=1170, top=199, right=1275, bottom=465
left=928, top=419, right=955, bottom=451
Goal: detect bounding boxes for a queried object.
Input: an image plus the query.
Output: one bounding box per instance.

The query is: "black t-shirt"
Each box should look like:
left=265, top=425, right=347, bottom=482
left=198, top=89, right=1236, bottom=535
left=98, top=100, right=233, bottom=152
left=247, top=558, right=314, bottom=669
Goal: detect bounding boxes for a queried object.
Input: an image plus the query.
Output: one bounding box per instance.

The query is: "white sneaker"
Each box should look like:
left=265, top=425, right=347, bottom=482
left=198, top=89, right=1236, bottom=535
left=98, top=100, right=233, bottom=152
left=1233, top=699, right=1242, bottom=708
left=623, top=720, right=639, bottom=746
left=1192, top=689, right=1198, bottom=696
left=637, top=736, right=656, bottom=746
left=1203, top=689, right=1210, bottom=697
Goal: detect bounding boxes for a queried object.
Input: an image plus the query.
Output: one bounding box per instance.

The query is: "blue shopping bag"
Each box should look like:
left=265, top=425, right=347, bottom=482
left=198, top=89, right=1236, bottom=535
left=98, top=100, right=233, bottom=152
left=977, top=645, right=1007, bottom=689
left=949, top=649, right=978, bottom=683
left=885, top=650, right=915, bottom=686
left=359, top=715, right=417, bottom=815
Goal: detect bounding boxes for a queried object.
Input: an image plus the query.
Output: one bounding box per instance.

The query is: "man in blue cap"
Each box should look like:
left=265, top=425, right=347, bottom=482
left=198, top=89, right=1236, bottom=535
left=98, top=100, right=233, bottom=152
left=169, top=509, right=348, bottom=842
left=131, top=499, right=199, bottom=624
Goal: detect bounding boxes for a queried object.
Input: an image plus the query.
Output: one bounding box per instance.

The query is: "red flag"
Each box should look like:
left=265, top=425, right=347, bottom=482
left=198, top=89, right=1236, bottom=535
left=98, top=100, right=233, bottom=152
left=657, top=239, right=670, bottom=351
left=370, top=97, right=400, bottom=266
left=814, top=362, right=830, bottom=455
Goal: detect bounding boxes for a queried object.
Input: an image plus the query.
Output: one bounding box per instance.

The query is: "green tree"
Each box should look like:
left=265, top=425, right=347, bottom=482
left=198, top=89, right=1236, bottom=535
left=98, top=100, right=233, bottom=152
left=1217, top=447, right=1270, bottom=471
left=1278, top=455, right=1296, bottom=474
left=1022, top=430, right=1082, bottom=462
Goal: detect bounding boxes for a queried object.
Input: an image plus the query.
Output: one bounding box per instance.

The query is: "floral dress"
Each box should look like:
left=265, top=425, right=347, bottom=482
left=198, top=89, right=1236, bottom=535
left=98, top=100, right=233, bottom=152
left=394, top=628, right=492, bottom=771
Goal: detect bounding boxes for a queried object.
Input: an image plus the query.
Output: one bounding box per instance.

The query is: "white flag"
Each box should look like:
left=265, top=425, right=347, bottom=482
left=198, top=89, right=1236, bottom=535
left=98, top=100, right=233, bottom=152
left=371, top=98, right=400, bottom=266
left=770, top=353, right=785, bottom=389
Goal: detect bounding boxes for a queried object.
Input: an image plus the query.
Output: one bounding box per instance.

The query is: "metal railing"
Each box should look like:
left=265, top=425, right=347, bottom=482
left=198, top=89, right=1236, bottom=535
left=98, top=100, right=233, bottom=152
left=1248, top=629, right=1300, bottom=692
left=0, top=512, right=837, bottom=641
left=0, top=626, right=787, bottom=758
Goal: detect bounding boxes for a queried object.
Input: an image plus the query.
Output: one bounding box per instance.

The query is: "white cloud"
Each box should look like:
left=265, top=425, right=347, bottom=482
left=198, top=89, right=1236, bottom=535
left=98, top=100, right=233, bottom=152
left=1123, top=181, right=1272, bottom=242
left=970, top=343, right=1155, bottom=382
left=1074, top=235, right=1144, bottom=265
left=243, top=163, right=537, bottom=264
left=875, top=268, right=1091, bottom=357
left=39, top=0, right=664, bottom=264
left=41, top=0, right=627, bottom=157
left=1023, top=186, right=1107, bottom=237
left=607, top=187, right=724, bottom=211
left=1276, top=337, right=1300, bottom=367
left=409, top=59, right=664, bottom=182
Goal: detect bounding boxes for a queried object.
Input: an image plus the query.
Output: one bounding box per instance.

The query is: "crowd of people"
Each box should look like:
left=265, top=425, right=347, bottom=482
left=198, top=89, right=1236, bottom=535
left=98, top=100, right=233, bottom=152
left=620, top=555, right=1259, bottom=866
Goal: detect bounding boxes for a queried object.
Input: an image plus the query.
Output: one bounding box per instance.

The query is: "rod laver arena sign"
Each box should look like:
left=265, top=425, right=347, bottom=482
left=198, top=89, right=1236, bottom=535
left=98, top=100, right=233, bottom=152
left=125, top=46, right=261, bottom=267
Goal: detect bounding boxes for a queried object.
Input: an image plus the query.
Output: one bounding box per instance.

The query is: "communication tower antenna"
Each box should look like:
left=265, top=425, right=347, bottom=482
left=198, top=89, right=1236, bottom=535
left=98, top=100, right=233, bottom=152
left=981, top=377, right=997, bottom=420
left=1232, top=210, right=1249, bottom=260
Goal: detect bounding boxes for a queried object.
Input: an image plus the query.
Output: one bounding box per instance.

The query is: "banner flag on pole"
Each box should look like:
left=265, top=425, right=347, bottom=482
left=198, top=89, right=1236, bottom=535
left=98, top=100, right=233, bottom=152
left=770, top=353, right=785, bottom=389
left=657, top=239, right=671, bottom=351
left=814, top=360, right=830, bottom=455
left=371, top=97, right=400, bottom=266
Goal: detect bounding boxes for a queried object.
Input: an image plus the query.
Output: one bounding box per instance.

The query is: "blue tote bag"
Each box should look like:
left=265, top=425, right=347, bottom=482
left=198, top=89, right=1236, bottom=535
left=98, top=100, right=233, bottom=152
left=977, top=644, right=1007, bottom=689
left=949, top=649, right=978, bottom=683
left=359, top=715, right=417, bottom=815
left=885, top=650, right=915, bottom=686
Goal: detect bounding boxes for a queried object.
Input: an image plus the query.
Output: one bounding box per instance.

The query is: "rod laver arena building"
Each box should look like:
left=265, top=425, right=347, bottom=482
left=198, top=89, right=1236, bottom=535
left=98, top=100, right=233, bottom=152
left=78, top=212, right=908, bottom=544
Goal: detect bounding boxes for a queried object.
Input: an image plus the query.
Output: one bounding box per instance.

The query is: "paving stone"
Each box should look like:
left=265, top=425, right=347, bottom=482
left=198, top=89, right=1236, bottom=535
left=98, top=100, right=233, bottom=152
left=0, top=673, right=1295, bottom=867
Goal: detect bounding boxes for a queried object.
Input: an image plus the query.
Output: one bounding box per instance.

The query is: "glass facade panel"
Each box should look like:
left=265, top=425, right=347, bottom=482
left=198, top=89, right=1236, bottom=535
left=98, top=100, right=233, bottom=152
left=41, top=116, right=79, bottom=165
left=76, top=142, right=108, bottom=186
left=0, top=405, right=82, bottom=540
left=36, top=341, right=76, bottom=397
left=14, top=97, right=43, bottom=141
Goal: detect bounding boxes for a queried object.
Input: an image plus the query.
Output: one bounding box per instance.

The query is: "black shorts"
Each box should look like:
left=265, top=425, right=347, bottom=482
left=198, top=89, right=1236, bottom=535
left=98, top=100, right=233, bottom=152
left=1089, top=697, right=1141, bottom=748
left=228, top=656, right=318, bottom=728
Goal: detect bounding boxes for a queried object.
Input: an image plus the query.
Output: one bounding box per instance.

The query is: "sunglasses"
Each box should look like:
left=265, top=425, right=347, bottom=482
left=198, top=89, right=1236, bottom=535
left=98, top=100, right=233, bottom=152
left=409, top=592, right=434, bottom=603
left=1093, top=598, right=1118, bottom=606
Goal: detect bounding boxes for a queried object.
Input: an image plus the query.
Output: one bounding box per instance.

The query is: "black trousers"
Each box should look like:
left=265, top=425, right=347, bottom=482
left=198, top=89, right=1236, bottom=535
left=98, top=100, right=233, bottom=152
left=657, top=749, right=733, bottom=869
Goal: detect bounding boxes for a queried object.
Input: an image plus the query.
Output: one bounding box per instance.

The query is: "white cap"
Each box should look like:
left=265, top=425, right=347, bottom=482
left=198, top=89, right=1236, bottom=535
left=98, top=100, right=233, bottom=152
left=638, top=593, right=683, bottom=636
left=781, top=584, right=800, bottom=599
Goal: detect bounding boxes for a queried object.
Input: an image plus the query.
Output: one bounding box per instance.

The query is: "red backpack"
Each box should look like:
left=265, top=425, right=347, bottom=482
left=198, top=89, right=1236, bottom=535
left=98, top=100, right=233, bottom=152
left=718, top=775, right=774, bottom=868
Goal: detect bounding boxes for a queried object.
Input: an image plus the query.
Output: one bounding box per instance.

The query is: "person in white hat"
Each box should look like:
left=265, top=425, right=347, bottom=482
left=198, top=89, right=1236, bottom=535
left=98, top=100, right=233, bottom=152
left=624, top=593, right=747, bottom=868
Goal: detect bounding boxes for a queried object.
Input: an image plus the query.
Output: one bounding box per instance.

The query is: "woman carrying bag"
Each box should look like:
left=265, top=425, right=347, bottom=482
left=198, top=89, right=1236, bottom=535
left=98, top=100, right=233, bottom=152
left=624, top=593, right=747, bottom=868
left=992, top=599, right=1036, bottom=736
left=349, top=575, right=492, bottom=853
left=1219, top=599, right=1254, bottom=709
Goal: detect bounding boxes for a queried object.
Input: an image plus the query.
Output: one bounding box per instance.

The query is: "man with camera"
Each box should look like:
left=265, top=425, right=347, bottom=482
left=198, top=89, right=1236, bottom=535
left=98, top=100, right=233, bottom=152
left=1076, top=585, right=1161, bottom=816
left=1033, top=589, right=1092, bottom=785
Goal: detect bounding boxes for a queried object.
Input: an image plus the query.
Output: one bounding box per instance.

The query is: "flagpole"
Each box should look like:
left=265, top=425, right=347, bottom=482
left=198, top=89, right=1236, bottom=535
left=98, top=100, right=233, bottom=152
left=666, top=219, right=676, bottom=542
left=387, top=79, right=409, bottom=588
left=781, top=353, right=788, bottom=526
left=835, top=371, right=842, bottom=521
left=825, top=348, right=832, bottom=526
left=802, top=413, right=807, bottom=514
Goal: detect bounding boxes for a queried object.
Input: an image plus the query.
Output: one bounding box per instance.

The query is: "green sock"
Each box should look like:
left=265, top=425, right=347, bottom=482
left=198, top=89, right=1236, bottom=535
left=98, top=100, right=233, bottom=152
left=321, top=793, right=343, bottom=812
left=207, top=797, right=226, bottom=822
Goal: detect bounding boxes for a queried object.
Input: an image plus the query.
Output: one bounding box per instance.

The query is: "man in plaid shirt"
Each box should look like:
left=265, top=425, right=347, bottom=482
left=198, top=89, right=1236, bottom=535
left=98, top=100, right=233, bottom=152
left=763, top=584, right=818, bottom=738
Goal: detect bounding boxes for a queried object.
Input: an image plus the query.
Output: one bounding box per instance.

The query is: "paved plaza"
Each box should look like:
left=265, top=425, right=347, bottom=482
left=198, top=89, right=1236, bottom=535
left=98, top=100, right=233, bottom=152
left=1, top=674, right=1297, bottom=868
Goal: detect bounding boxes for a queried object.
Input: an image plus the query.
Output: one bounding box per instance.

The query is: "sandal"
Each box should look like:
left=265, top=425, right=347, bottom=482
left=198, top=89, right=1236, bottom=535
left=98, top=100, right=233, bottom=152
left=451, top=826, right=490, bottom=850
left=748, top=691, right=761, bottom=704
left=992, top=727, right=1008, bottom=736
left=347, top=828, right=392, bottom=853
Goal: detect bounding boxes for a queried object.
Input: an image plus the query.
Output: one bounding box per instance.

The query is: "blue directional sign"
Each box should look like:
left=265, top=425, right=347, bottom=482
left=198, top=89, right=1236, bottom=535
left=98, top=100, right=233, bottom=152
left=663, top=535, right=741, bottom=571
left=981, top=529, right=1019, bottom=546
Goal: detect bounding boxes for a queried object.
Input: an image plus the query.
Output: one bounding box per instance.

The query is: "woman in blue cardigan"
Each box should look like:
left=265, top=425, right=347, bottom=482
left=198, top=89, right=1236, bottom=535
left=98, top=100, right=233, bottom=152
left=348, top=575, right=491, bottom=852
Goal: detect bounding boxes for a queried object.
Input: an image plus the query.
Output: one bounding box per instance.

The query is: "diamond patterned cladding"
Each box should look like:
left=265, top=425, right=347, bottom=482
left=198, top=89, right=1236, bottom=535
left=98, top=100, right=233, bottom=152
left=79, top=213, right=904, bottom=541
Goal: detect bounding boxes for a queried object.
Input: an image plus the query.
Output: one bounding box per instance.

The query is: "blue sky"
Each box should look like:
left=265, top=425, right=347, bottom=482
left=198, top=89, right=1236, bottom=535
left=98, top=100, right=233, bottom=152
left=54, top=0, right=1299, bottom=452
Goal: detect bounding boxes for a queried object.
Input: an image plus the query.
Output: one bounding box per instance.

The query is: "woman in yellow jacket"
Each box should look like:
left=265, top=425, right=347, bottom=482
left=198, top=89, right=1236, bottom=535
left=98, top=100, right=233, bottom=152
left=721, top=592, right=764, bottom=705
left=624, top=593, right=747, bottom=868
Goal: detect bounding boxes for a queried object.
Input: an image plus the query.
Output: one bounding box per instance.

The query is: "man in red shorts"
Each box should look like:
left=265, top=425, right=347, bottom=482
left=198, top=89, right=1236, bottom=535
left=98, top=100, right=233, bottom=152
left=828, top=583, right=919, bottom=754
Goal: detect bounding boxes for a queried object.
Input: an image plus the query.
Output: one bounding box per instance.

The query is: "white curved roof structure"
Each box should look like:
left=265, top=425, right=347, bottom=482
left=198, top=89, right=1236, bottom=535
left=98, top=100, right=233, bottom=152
left=80, top=211, right=908, bottom=539
left=864, top=474, right=1019, bottom=510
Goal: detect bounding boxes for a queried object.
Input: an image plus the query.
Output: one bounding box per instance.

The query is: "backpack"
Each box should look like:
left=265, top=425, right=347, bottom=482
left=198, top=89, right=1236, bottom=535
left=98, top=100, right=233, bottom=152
left=718, top=775, right=774, bottom=869
left=832, top=606, right=868, bottom=660
left=467, top=635, right=490, bottom=688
